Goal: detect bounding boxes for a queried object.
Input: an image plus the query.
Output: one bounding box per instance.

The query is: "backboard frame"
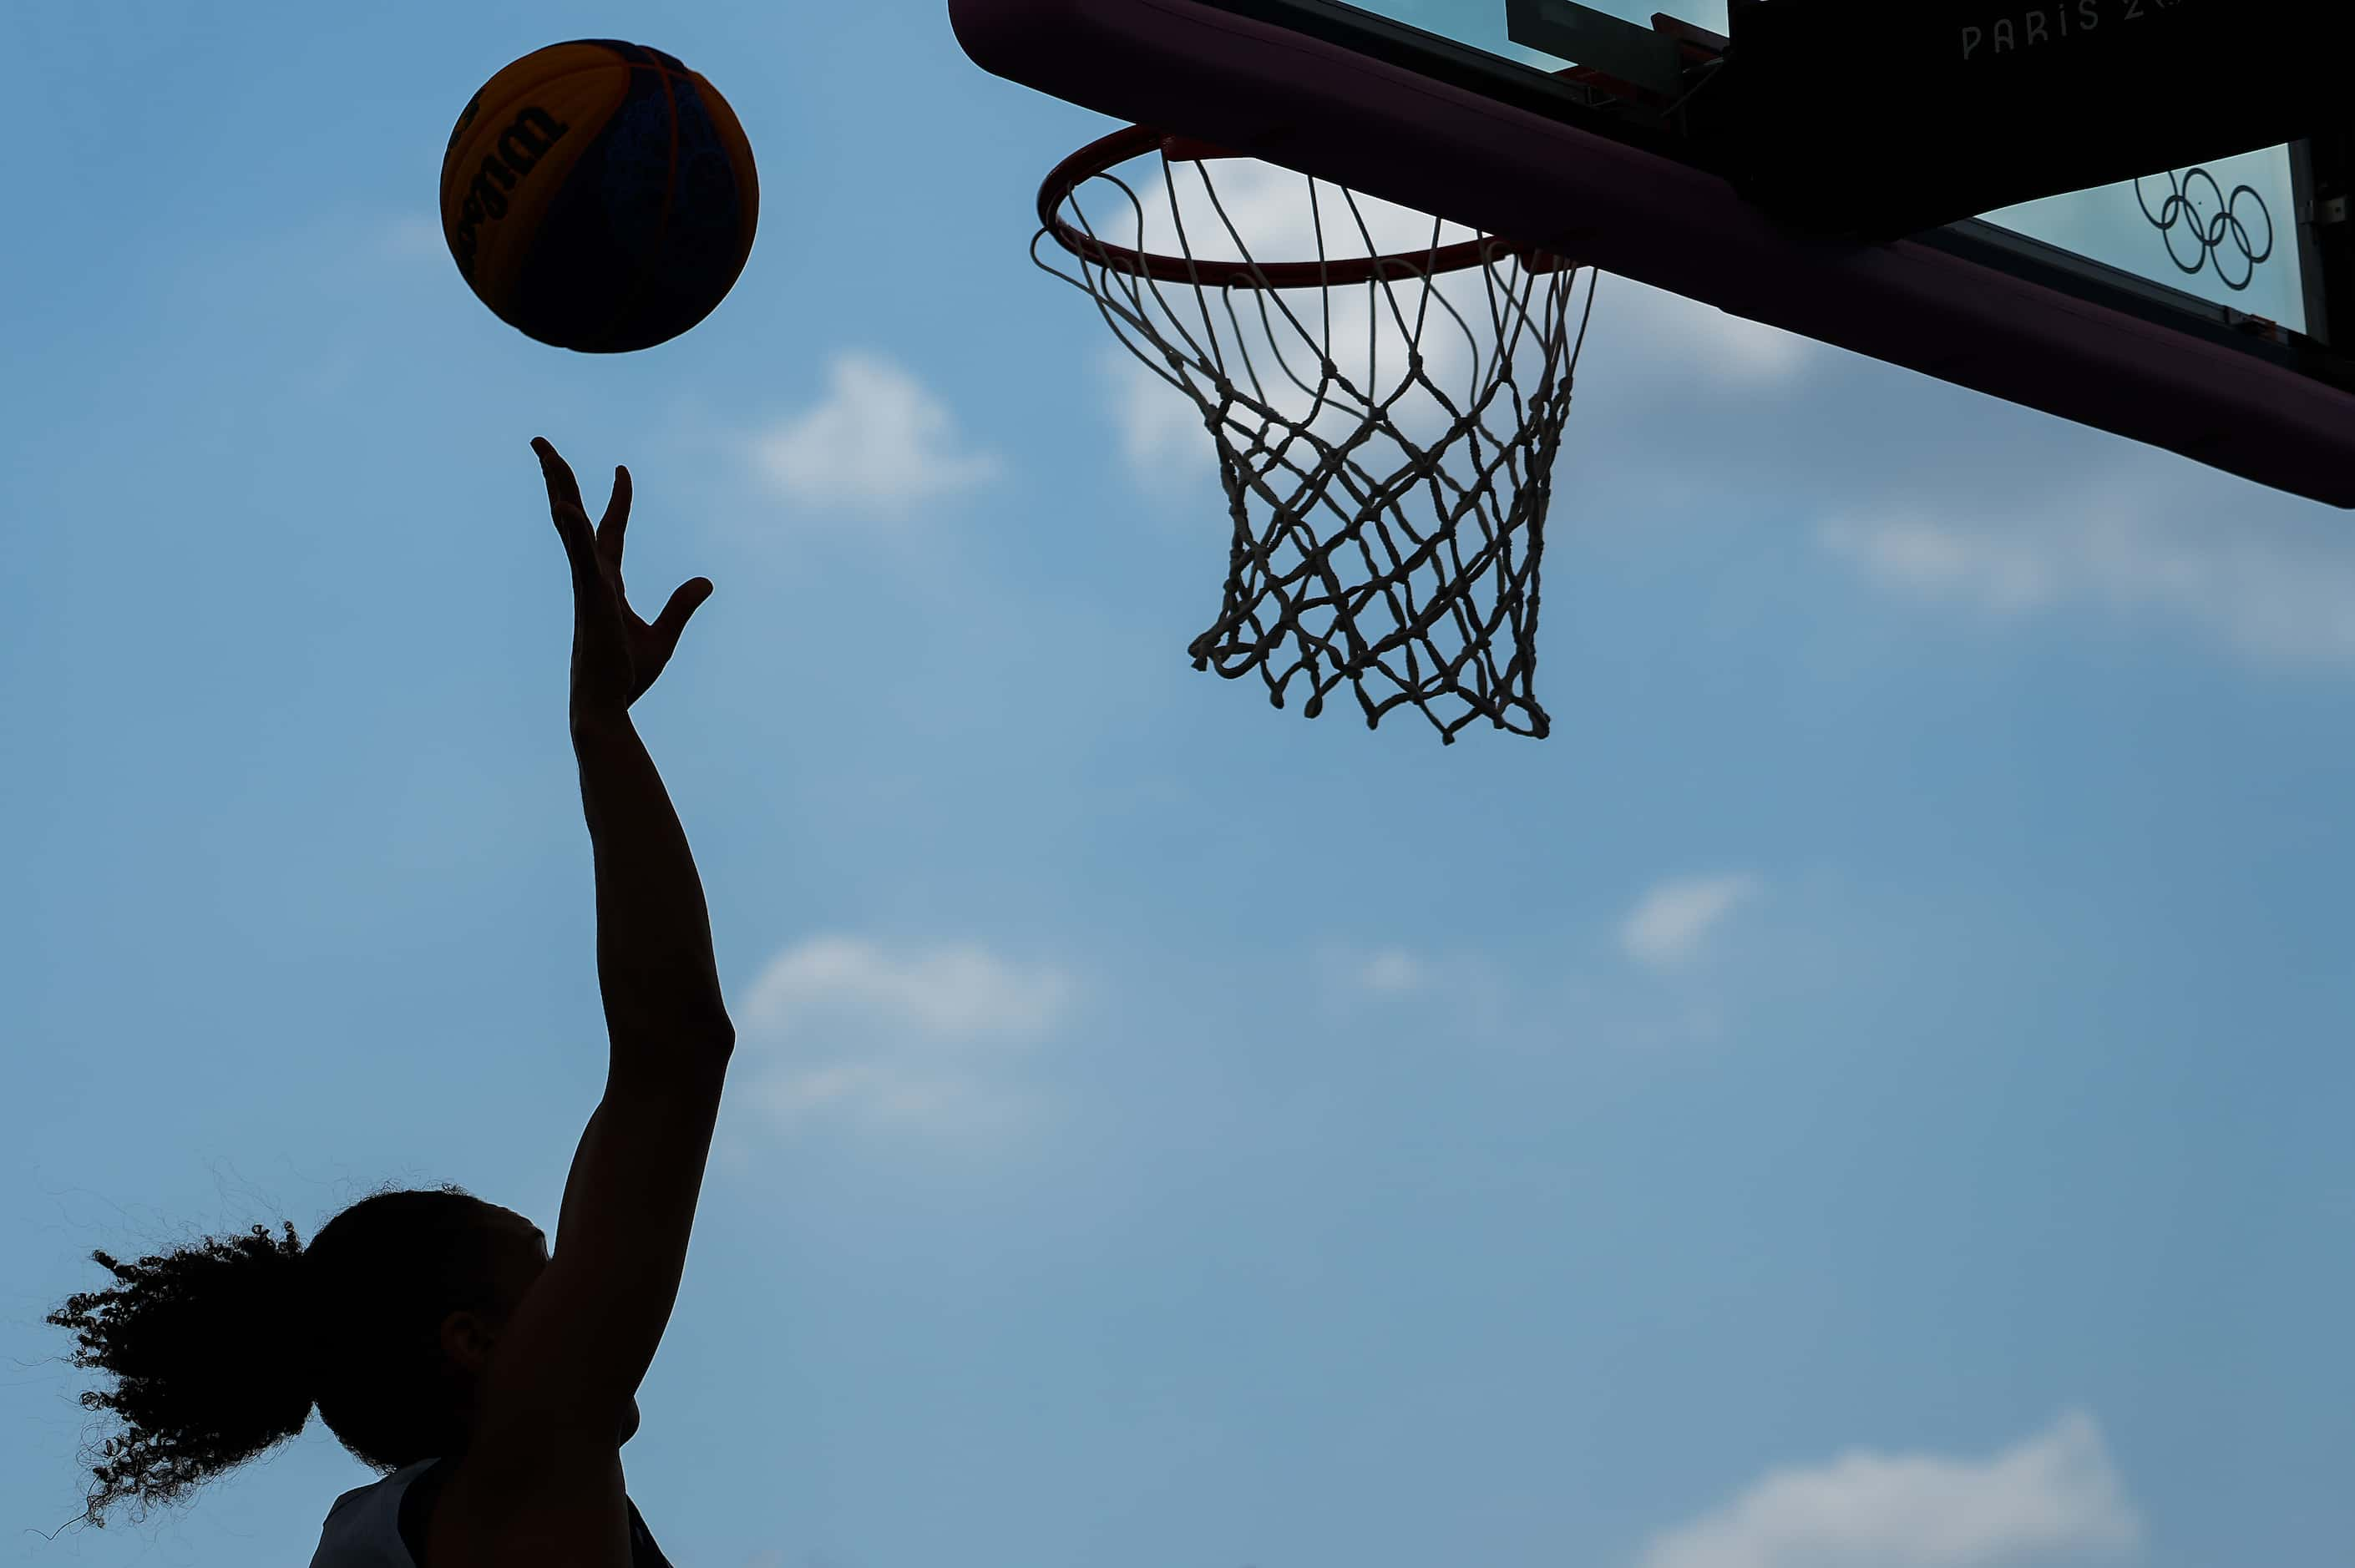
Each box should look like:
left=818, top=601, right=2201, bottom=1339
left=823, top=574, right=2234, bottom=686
left=951, top=0, right=2355, bottom=508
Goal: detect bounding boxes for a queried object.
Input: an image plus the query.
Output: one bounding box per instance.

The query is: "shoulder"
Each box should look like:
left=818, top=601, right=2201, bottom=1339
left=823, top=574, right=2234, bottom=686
left=306, top=1459, right=442, bottom=1568
left=312, top=1451, right=649, bottom=1568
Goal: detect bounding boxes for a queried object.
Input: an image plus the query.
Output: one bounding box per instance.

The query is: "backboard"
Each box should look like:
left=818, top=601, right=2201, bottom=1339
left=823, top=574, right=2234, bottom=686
left=951, top=0, right=2355, bottom=507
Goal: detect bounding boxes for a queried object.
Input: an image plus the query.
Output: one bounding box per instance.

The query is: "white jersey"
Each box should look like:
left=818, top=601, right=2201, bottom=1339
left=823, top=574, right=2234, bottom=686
left=306, top=1457, right=677, bottom=1567
left=306, top=1459, right=439, bottom=1568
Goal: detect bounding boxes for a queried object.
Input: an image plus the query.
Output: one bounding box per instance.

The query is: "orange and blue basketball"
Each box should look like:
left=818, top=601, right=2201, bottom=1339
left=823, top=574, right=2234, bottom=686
left=440, top=41, right=759, bottom=353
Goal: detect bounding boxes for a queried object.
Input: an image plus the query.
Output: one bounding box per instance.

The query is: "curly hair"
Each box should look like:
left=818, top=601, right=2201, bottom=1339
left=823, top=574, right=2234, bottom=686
left=47, top=1183, right=513, bottom=1528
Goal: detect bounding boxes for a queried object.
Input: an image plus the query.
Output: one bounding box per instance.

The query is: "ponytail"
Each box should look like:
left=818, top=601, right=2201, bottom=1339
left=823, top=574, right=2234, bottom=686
left=49, top=1183, right=504, bottom=1528
left=48, top=1222, right=313, bottom=1526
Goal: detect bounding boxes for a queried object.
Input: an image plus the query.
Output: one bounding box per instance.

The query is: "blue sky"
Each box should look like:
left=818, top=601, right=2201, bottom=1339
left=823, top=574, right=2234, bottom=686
left=5, top=3, right=2352, bottom=1567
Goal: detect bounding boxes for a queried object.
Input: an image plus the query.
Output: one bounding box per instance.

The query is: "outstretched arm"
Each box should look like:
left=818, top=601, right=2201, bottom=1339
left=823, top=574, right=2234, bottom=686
left=534, top=436, right=733, bottom=1062
left=456, top=442, right=735, bottom=1505
left=575, top=712, right=730, bottom=1054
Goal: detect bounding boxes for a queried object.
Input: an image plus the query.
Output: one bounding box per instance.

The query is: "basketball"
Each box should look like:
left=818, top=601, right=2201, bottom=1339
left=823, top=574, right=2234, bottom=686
left=439, top=40, right=759, bottom=353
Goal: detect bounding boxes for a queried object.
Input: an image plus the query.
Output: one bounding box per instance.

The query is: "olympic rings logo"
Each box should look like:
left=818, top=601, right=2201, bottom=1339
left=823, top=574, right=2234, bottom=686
left=2135, top=167, right=2274, bottom=292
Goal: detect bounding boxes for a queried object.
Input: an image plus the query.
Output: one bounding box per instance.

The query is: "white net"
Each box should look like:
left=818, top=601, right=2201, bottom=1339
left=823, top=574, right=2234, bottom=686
left=1036, top=138, right=1599, bottom=742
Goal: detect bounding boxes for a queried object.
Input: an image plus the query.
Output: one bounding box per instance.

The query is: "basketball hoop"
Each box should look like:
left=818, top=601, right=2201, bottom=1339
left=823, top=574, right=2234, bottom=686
left=1034, top=126, right=1598, bottom=743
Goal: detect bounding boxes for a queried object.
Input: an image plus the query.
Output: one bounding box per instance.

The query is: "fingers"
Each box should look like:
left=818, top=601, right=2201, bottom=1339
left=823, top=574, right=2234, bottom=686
left=538, top=440, right=631, bottom=569
left=534, top=445, right=712, bottom=686
left=532, top=437, right=589, bottom=518
left=599, top=466, right=632, bottom=562
left=533, top=438, right=605, bottom=598
left=651, top=577, right=715, bottom=651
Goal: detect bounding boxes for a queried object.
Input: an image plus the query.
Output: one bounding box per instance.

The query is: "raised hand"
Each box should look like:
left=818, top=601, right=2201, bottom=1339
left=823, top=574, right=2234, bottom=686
left=534, top=437, right=714, bottom=720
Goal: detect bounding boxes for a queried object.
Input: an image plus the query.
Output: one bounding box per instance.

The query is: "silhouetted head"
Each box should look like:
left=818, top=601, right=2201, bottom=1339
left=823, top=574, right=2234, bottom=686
left=48, top=1182, right=636, bottom=1529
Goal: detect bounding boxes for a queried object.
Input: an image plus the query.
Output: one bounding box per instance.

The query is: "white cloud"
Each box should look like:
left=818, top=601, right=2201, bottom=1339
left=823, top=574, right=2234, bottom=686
left=749, top=352, right=1002, bottom=517
left=1315, top=943, right=1512, bottom=1030
left=1819, top=488, right=2355, bottom=665
left=1637, top=1410, right=2140, bottom=1568
left=1819, top=515, right=2060, bottom=615
left=1357, top=948, right=1430, bottom=994
left=1608, top=277, right=1818, bottom=390
left=381, top=213, right=442, bottom=259
left=1621, top=874, right=1760, bottom=969
left=737, top=935, right=1075, bottom=1136
left=1107, top=348, right=1210, bottom=481
left=744, top=935, right=1072, bottom=1040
